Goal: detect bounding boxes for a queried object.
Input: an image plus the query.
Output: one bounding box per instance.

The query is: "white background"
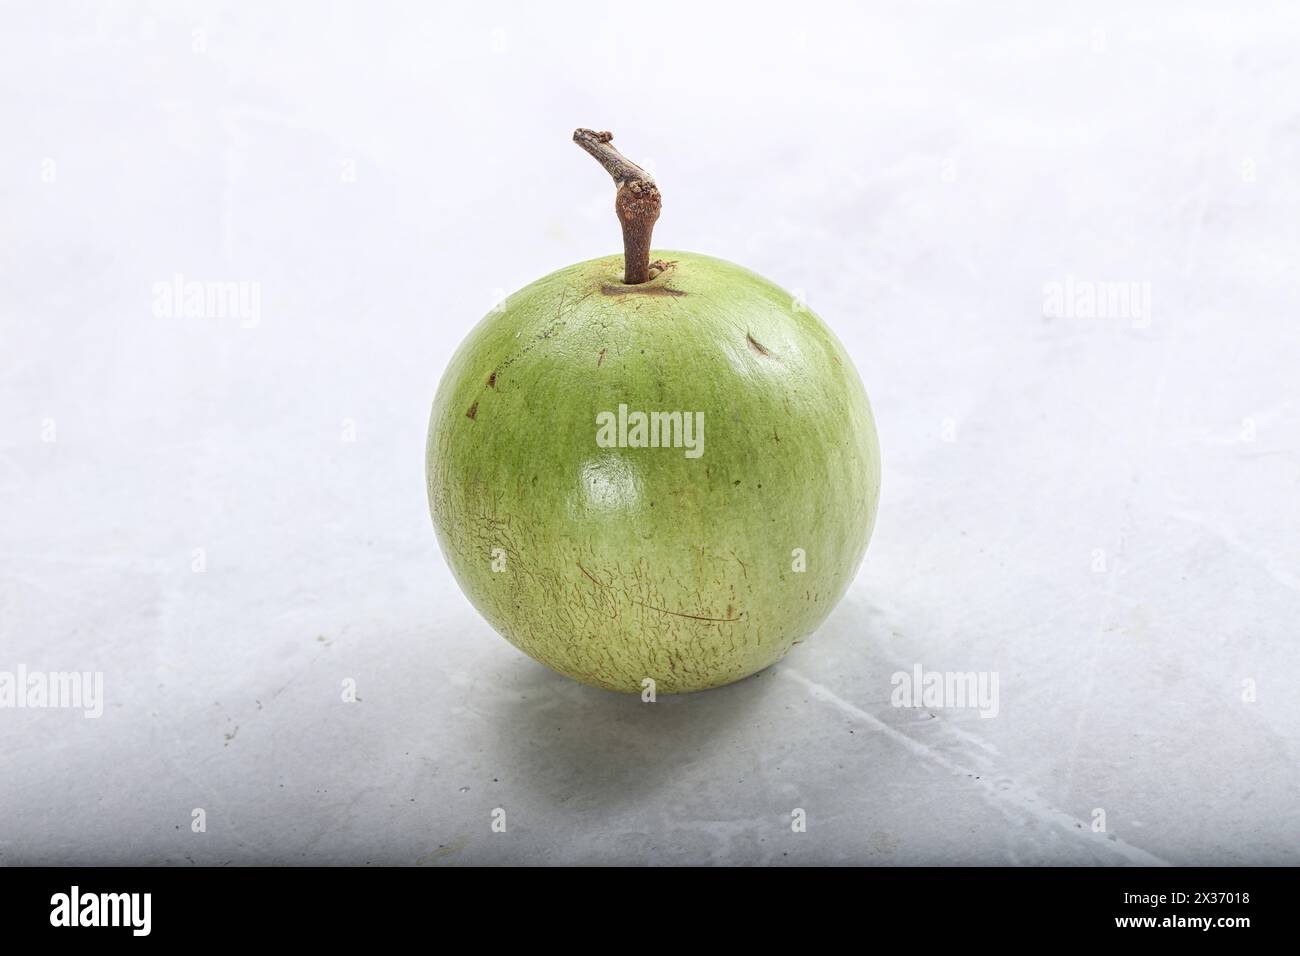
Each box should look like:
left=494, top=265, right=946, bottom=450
left=2, top=0, right=1298, bottom=864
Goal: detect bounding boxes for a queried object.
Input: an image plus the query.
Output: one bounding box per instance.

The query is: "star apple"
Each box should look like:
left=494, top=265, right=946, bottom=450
left=426, top=130, right=880, bottom=693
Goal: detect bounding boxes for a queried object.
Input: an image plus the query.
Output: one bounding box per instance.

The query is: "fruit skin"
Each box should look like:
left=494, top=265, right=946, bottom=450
left=427, top=250, right=880, bottom=693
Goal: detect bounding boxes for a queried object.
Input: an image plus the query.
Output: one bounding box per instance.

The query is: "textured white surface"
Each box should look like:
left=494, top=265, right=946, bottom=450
left=2, top=1, right=1298, bottom=865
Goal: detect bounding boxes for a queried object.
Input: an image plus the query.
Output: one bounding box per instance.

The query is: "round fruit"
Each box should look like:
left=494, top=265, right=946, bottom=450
left=425, top=132, right=880, bottom=693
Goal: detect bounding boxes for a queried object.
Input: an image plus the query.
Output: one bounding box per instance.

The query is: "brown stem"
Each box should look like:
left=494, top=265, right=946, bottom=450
left=573, top=128, right=661, bottom=284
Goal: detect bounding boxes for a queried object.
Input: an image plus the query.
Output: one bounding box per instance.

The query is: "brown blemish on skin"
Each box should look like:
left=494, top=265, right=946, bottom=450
left=466, top=401, right=478, bottom=420
left=597, top=348, right=607, bottom=367
left=747, top=333, right=778, bottom=358
left=601, top=284, right=687, bottom=297
left=634, top=600, right=744, bottom=623
left=487, top=370, right=497, bottom=388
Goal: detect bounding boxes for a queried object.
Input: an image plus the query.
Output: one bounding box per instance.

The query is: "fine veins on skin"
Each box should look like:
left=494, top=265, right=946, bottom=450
left=600, top=284, right=687, bottom=297
left=576, top=561, right=744, bottom=623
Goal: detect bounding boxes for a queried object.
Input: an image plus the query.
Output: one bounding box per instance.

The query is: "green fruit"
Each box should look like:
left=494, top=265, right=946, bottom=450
left=425, top=131, right=880, bottom=694
left=427, top=249, right=880, bottom=693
